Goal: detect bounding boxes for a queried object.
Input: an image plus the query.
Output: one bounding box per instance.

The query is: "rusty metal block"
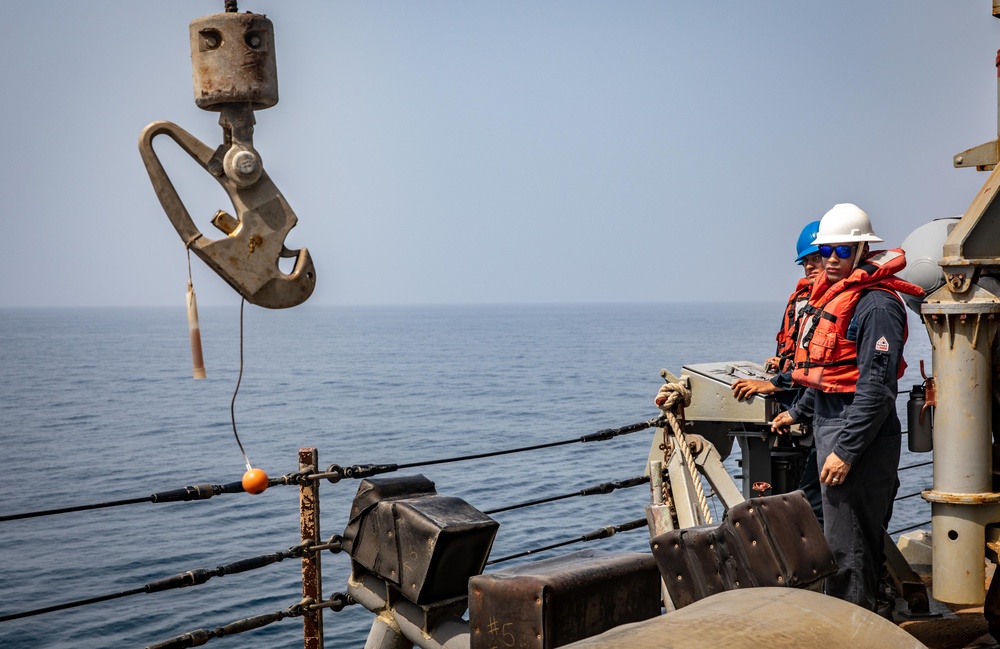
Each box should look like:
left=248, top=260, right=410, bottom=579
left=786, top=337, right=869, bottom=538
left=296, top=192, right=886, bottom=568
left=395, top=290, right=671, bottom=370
left=469, top=549, right=661, bottom=649
left=342, top=474, right=499, bottom=605
left=190, top=12, right=278, bottom=110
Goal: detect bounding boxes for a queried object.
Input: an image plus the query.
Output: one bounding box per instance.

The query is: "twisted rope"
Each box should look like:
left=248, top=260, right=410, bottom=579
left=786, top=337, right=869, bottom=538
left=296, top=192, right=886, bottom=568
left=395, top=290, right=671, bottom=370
left=656, top=382, right=712, bottom=524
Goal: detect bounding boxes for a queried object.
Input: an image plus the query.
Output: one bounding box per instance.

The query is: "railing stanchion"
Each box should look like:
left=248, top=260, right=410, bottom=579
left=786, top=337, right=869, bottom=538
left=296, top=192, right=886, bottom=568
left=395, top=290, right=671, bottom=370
left=300, top=447, right=324, bottom=649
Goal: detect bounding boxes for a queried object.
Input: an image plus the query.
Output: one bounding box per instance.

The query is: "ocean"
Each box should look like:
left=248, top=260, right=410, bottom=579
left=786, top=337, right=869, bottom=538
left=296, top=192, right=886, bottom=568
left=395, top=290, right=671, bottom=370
left=0, top=303, right=934, bottom=648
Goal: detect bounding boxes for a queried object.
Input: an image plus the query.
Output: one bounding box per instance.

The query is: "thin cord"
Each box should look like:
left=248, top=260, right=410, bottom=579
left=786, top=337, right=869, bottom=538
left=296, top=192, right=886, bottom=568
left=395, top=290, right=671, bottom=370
left=231, top=298, right=252, bottom=471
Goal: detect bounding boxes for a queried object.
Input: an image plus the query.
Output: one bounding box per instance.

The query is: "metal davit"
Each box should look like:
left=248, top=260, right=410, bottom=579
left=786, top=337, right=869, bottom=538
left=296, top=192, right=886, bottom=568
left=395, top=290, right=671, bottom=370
left=921, top=3, right=1000, bottom=610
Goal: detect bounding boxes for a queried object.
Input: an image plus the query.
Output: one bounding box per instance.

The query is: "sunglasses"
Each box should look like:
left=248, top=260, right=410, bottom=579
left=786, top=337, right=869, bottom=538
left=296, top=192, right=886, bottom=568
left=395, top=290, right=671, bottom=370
left=818, top=244, right=856, bottom=259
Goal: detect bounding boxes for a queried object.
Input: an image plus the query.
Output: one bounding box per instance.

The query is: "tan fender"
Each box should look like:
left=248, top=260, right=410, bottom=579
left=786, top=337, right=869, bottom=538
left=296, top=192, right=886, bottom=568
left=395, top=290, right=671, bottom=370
left=562, top=588, right=927, bottom=649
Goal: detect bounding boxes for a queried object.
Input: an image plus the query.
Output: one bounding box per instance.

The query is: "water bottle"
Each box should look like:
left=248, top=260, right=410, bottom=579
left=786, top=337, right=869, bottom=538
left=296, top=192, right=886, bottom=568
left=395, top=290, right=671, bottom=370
left=907, top=384, right=933, bottom=452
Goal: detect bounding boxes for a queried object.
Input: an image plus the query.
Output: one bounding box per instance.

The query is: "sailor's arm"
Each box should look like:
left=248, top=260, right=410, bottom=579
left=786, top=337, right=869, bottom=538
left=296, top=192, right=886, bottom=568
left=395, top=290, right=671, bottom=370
left=771, top=387, right=815, bottom=433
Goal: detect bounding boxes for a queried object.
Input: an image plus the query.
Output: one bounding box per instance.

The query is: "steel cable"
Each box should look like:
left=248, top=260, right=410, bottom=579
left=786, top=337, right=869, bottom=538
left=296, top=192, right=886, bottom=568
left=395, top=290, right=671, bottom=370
left=144, top=602, right=304, bottom=649
left=313, top=416, right=664, bottom=483
left=143, top=593, right=352, bottom=649
left=0, top=543, right=308, bottom=622
left=486, top=517, right=648, bottom=565
left=894, top=490, right=929, bottom=502
left=1, top=417, right=664, bottom=521
left=484, top=475, right=650, bottom=515
left=0, top=481, right=246, bottom=523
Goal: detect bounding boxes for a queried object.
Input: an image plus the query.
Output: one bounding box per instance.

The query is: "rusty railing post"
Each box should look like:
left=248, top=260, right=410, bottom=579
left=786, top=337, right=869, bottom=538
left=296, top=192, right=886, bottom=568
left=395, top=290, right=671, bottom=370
left=300, top=447, right=324, bottom=648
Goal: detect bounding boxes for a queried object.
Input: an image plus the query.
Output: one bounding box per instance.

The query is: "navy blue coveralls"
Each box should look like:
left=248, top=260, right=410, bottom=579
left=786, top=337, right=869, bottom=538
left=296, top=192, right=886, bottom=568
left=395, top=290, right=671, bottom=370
left=770, top=371, right=822, bottom=526
left=786, top=289, right=905, bottom=611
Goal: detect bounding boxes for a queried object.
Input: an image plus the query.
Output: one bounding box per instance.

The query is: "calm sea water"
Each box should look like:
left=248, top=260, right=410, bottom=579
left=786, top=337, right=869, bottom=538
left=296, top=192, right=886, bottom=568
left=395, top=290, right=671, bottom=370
left=0, top=303, right=934, bottom=648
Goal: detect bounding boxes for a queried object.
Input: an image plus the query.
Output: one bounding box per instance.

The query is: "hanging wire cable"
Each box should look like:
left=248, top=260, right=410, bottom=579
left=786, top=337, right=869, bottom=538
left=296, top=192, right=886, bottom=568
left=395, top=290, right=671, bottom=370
left=312, top=416, right=664, bottom=483
left=484, top=475, right=649, bottom=515
left=899, top=460, right=932, bottom=472
left=0, top=543, right=310, bottom=622
left=486, top=517, right=648, bottom=565
left=0, top=480, right=246, bottom=523
left=231, top=297, right=253, bottom=472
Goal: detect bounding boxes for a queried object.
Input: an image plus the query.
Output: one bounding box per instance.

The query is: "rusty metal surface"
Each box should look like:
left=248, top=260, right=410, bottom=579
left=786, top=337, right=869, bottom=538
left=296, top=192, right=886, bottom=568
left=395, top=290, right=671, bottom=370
left=921, top=295, right=1000, bottom=315
left=190, top=13, right=278, bottom=111
left=468, top=549, right=660, bottom=649
left=953, top=139, right=999, bottom=171
left=921, top=490, right=1000, bottom=505
left=300, top=448, right=324, bottom=649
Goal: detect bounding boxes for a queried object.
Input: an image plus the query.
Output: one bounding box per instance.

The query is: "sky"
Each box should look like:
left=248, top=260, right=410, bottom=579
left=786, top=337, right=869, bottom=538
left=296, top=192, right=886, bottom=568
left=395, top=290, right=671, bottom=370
left=1, top=0, right=998, bottom=308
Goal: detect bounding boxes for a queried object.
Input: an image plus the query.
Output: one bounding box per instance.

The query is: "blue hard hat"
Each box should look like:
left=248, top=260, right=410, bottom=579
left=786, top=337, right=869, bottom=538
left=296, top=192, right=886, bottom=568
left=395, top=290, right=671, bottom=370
left=795, top=220, right=821, bottom=264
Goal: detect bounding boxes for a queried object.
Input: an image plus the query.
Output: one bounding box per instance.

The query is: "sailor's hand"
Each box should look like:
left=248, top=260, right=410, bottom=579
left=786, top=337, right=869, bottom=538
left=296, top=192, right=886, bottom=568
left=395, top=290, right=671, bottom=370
left=820, top=452, right=851, bottom=486
left=764, top=356, right=781, bottom=372
left=770, top=411, right=795, bottom=435
left=732, top=378, right=779, bottom=401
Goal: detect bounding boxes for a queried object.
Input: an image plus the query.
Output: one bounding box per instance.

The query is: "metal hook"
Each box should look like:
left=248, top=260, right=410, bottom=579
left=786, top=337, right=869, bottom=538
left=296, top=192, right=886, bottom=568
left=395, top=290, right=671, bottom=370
left=140, top=11, right=315, bottom=309
left=139, top=120, right=316, bottom=308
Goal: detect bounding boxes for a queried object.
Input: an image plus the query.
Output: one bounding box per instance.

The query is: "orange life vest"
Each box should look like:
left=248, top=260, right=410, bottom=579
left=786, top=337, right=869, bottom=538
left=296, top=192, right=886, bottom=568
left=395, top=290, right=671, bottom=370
left=774, top=276, right=812, bottom=372
left=791, top=249, right=924, bottom=393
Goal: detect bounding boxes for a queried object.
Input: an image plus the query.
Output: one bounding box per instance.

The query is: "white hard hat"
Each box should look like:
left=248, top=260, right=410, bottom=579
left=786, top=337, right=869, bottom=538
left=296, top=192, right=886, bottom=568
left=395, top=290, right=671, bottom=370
left=812, top=203, right=884, bottom=245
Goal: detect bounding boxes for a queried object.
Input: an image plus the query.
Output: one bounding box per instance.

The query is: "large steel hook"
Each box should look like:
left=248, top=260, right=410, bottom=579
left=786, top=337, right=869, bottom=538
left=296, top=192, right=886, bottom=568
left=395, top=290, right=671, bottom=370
left=139, top=10, right=315, bottom=309
left=139, top=119, right=315, bottom=309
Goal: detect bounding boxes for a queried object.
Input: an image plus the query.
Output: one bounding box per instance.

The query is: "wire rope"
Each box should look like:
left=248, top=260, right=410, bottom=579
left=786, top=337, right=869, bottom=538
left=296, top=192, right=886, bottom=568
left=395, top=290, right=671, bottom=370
left=230, top=297, right=252, bottom=472
left=487, top=518, right=648, bottom=565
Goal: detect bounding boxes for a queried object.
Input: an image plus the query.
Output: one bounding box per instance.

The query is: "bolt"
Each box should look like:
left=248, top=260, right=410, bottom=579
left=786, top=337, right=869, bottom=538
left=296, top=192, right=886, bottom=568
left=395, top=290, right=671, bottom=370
left=956, top=156, right=964, bottom=165
left=247, top=33, right=262, bottom=48
left=233, top=150, right=259, bottom=177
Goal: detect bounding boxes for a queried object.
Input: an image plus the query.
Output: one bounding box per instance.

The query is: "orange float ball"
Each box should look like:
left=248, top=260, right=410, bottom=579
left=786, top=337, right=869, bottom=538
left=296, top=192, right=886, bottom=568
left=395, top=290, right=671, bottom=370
left=242, top=468, right=269, bottom=495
